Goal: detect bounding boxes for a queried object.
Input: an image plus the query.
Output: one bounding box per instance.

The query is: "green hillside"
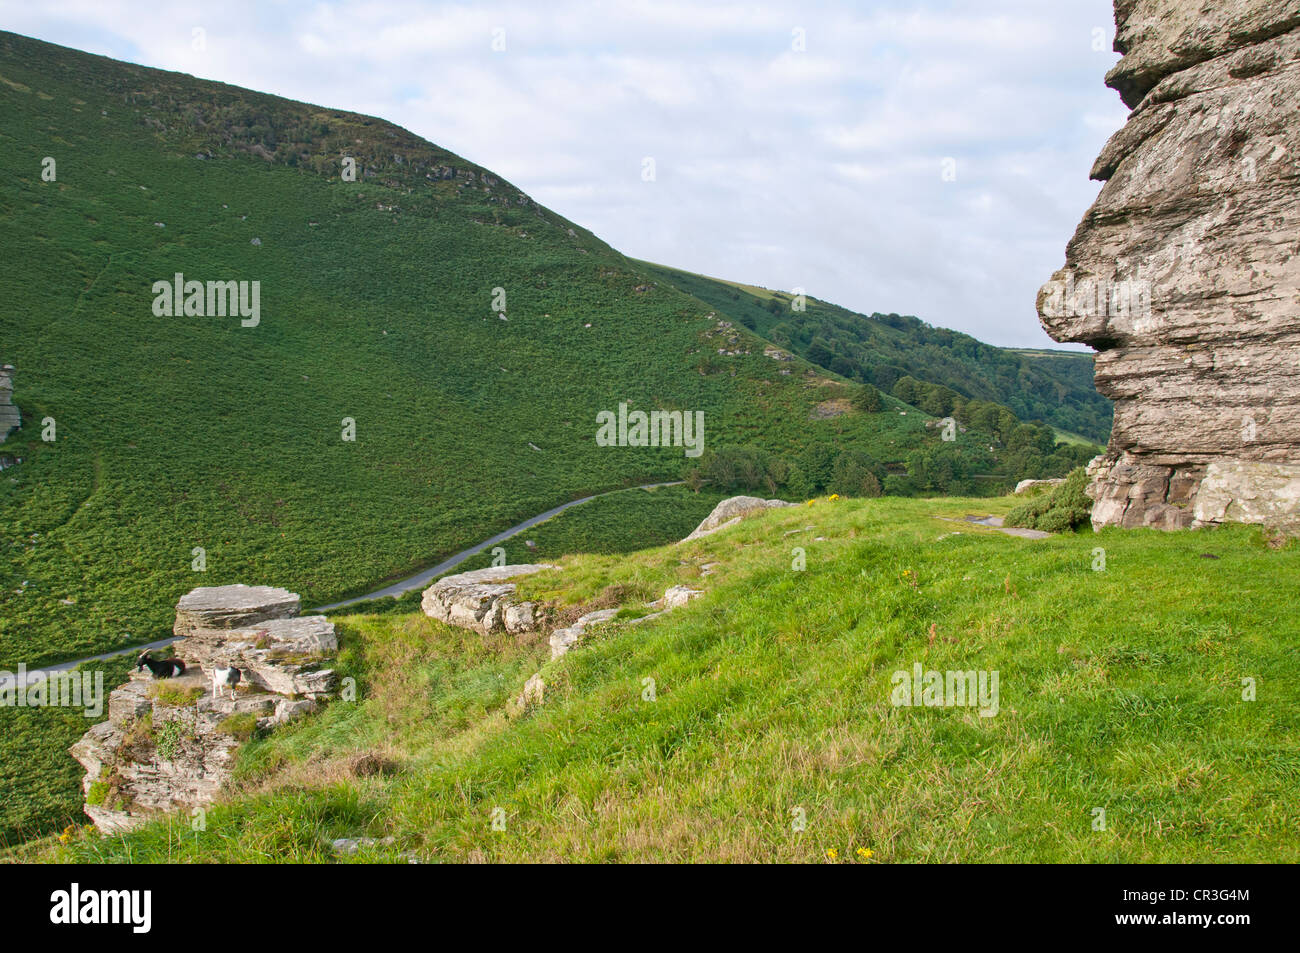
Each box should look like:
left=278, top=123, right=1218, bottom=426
left=639, top=261, right=1113, bottom=444
left=36, top=495, right=1300, bottom=864
left=0, top=31, right=1033, bottom=669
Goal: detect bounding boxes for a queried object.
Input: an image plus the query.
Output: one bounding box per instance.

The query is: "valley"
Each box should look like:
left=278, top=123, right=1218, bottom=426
left=0, top=30, right=1108, bottom=849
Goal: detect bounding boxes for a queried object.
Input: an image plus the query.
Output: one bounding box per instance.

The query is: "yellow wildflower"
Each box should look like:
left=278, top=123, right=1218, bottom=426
left=856, top=847, right=873, bottom=860
left=826, top=847, right=838, bottom=860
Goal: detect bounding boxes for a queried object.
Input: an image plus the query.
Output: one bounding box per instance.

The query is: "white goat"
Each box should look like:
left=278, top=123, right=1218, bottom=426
left=211, top=663, right=242, bottom=700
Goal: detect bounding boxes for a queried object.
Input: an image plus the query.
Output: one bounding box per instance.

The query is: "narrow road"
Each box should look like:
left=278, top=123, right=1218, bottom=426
left=3, top=481, right=685, bottom=684
left=313, top=481, right=684, bottom=610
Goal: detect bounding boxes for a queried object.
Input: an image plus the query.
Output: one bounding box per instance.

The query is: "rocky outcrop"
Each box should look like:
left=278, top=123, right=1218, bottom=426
left=1038, top=0, right=1300, bottom=532
left=682, top=495, right=795, bottom=541
left=0, top=364, right=20, bottom=442
left=174, top=583, right=300, bottom=635
left=1014, top=478, right=1065, bottom=495
left=71, top=584, right=337, bottom=832
left=178, top=614, right=338, bottom=697
left=549, top=608, right=618, bottom=660
left=420, top=564, right=555, bottom=635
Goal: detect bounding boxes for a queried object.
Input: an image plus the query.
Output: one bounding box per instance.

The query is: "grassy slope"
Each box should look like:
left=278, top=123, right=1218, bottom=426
left=45, top=496, right=1300, bottom=864
left=0, top=32, right=973, bottom=669
left=639, top=260, right=1113, bottom=444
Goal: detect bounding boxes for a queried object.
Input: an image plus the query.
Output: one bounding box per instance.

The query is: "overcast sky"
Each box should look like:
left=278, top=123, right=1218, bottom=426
left=2, top=0, right=1127, bottom=349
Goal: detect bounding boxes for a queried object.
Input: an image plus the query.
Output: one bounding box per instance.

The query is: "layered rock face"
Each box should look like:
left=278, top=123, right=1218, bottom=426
left=1038, top=0, right=1300, bottom=531
left=71, top=584, right=337, bottom=832
left=682, top=495, right=795, bottom=541
left=420, top=564, right=555, bottom=635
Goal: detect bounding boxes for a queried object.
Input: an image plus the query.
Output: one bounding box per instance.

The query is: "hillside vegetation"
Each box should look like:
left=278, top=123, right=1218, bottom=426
left=39, top=495, right=1299, bottom=864
left=640, top=261, right=1112, bottom=444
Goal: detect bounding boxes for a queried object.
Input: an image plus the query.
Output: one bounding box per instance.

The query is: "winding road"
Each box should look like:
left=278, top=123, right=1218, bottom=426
left=2, top=481, right=684, bottom=685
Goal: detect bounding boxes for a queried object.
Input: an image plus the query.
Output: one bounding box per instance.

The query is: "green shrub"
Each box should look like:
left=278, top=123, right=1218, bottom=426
left=830, top=451, right=883, bottom=498
left=154, top=718, right=197, bottom=762
left=1004, top=467, right=1093, bottom=532
left=852, top=384, right=882, bottom=413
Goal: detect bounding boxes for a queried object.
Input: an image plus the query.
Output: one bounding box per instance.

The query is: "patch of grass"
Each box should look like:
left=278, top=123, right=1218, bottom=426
left=217, top=712, right=260, bottom=742
left=0, top=651, right=132, bottom=847
left=149, top=681, right=202, bottom=707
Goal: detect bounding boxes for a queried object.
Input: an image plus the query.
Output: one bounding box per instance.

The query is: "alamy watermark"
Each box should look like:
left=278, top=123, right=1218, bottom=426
left=152, top=273, right=260, bottom=327
left=1039, top=271, right=1152, bottom=324
left=0, top=666, right=104, bottom=717
left=891, top=663, right=999, bottom=717
left=595, top=402, right=704, bottom=457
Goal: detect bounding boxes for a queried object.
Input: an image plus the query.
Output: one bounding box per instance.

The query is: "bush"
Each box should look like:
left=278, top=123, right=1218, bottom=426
left=1004, top=467, right=1093, bottom=532
left=852, top=384, right=882, bottom=413
left=830, top=451, right=884, bottom=498
left=683, top=446, right=805, bottom=497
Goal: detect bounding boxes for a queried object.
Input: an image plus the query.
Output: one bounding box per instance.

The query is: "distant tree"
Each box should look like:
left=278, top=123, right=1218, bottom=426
left=830, top=451, right=884, bottom=498
left=807, top=339, right=834, bottom=368
left=853, top=384, right=882, bottom=413
left=799, top=444, right=836, bottom=493
left=893, top=376, right=923, bottom=405
left=830, top=355, right=857, bottom=379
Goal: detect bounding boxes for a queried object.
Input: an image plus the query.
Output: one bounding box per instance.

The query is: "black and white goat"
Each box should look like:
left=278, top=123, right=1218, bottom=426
left=136, top=651, right=186, bottom=678
left=211, top=663, right=242, bottom=700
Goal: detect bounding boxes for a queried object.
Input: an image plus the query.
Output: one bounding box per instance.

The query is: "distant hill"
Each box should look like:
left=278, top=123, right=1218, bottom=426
left=638, top=262, right=1112, bottom=444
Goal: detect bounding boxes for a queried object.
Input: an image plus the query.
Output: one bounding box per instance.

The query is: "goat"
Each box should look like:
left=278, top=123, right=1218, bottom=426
left=211, top=664, right=242, bottom=700
left=136, top=651, right=185, bottom=678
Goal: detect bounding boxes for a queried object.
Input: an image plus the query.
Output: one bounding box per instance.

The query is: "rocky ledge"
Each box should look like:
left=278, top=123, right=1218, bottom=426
left=71, top=584, right=338, bottom=833
left=1038, top=0, right=1300, bottom=532
left=682, top=495, right=795, bottom=541
left=420, top=564, right=556, bottom=635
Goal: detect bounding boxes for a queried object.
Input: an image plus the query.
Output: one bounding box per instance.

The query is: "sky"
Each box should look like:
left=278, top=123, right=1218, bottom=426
left=0, top=0, right=1128, bottom=349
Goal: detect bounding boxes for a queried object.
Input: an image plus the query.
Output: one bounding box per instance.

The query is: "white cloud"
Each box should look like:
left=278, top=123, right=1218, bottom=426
left=0, top=0, right=1126, bottom=347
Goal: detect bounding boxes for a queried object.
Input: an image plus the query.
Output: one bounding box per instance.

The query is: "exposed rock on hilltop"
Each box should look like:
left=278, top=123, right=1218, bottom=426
left=1039, top=0, right=1300, bottom=531
left=683, top=495, right=796, bottom=541
left=174, top=584, right=301, bottom=636
left=420, top=564, right=555, bottom=636
left=71, top=584, right=337, bottom=833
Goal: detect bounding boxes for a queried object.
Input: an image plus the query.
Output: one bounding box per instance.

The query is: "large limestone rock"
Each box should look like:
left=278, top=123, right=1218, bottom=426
left=682, top=495, right=795, bottom=541
left=1038, top=0, right=1300, bottom=531
left=421, top=564, right=555, bottom=635
left=70, top=673, right=259, bottom=833
left=71, top=584, right=336, bottom=832
left=174, top=584, right=299, bottom=636
left=177, top=615, right=338, bottom=697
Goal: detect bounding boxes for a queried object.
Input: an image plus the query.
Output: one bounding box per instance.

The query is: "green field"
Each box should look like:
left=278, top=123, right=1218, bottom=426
left=32, top=494, right=1298, bottom=863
